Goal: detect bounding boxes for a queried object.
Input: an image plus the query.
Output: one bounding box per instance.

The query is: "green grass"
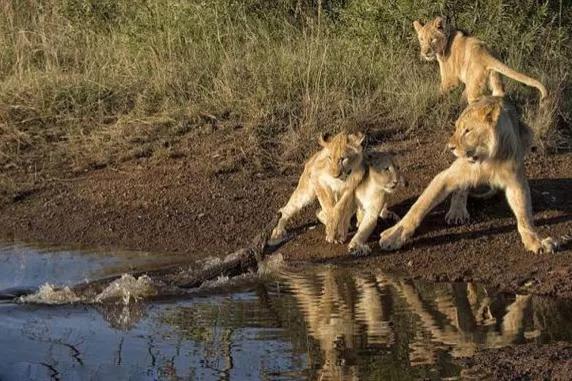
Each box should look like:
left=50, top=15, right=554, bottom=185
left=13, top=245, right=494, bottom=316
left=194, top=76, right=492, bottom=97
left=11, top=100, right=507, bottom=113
left=0, top=0, right=570, bottom=199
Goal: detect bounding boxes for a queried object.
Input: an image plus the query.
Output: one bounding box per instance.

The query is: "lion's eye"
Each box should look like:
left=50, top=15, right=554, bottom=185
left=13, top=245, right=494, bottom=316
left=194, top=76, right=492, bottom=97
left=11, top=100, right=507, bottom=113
left=463, top=129, right=472, bottom=135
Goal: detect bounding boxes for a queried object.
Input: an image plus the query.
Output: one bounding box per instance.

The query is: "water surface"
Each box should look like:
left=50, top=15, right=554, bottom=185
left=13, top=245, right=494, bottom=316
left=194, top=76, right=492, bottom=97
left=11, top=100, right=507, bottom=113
left=1, top=243, right=571, bottom=380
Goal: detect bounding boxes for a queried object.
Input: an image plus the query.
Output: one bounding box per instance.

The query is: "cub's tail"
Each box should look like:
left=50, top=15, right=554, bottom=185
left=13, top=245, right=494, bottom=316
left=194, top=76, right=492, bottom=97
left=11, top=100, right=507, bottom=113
left=487, top=57, right=548, bottom=100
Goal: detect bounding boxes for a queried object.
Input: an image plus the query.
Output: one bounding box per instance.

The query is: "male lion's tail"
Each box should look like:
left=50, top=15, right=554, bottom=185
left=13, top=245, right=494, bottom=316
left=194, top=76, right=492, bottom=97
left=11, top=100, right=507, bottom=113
left=486, top=57, right=548, bottom=101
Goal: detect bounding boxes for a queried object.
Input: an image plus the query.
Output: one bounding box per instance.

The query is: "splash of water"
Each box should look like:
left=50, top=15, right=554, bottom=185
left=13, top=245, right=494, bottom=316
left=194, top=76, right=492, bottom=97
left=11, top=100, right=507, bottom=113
left=200, top=275, right=231, bottom=288
left=18, top=253, right=285, bottom=305
left=18, top=284, right=82, bottom=305
left=95, top=274, right=157, bottom=305
left=202, top=256, right=222, bottom=269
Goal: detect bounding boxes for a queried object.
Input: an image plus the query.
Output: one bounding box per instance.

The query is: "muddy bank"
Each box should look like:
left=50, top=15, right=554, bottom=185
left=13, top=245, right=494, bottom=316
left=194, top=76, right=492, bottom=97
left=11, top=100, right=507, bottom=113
left=458, top=342, right=572, bottom=380
left=0, top=126, right=571, bottom=298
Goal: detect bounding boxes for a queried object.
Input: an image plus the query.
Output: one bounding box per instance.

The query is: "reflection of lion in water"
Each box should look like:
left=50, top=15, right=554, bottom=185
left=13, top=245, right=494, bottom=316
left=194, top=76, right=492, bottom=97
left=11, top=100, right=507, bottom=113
left=379, top=96, right=557, bottom=254
left=413, top=16, right=548, bottom=104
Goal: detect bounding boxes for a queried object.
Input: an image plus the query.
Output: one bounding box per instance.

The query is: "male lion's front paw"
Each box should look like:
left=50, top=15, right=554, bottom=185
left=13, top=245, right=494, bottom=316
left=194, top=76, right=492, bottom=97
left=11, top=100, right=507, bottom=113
left=379, top=224, right=410, bottom=251
left=348, top=241, right=371, bottom=257
left=525, top=236, right=559, bottom=254
left=445, top=206, right=470, bottom=225
left=537, top=237, right=558, bottom=254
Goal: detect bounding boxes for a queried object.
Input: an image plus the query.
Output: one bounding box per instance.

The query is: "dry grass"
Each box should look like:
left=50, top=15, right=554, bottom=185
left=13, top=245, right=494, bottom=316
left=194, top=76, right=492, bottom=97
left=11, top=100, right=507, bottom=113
left=0, top=0, right=570, bottom=200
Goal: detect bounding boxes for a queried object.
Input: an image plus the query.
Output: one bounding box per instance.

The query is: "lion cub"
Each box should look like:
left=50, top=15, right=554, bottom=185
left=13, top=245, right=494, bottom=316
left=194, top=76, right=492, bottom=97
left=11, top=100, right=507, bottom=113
left=271, top=131, right=366, bottom=244
left=335, top=151, right=404, bottom=256
left=413, top=17, right=547, bottom=104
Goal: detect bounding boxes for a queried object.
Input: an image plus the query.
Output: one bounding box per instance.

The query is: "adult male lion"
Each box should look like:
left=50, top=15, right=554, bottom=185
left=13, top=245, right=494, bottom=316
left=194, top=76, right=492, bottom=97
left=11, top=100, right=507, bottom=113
left=379, top=96, right=557, bottom=254
left=413, top=17, right=548, bottom=104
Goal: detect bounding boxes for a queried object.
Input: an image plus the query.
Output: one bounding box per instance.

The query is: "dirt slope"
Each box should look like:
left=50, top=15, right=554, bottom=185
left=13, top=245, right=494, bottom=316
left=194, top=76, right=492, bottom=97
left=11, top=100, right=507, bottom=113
left=0, top=124, right=570, bottom=297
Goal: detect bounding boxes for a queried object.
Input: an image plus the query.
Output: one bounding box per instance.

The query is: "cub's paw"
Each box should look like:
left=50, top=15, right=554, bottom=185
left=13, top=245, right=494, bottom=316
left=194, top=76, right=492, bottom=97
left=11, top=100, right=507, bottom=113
left=316, top=209, right=327, bottom=225
left=325, top=223, right=336, bottom=244
left=335, top=224, right=350, bottom=244
left=270, top=227, right=287, bottom=243
left=348, top=242, right=371, bottom=257
left=381, top=208, right=401, bottom=222
left=270, top=227, right=286, bottom=240
left=379, top=224, right=410, bottom=251
left=445, top=206, right=470, bottom=225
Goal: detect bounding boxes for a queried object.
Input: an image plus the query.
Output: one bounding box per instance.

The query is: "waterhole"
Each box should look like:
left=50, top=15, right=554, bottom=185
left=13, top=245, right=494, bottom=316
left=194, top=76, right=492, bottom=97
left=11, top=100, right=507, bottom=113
left=0, top=242, right=571, bottom=380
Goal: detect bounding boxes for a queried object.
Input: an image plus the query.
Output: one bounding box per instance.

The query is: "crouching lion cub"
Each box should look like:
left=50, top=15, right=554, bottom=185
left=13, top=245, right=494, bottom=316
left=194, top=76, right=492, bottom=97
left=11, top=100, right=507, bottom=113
left=316, top=151, right=405, bottom=256
left=271, top=131, right=366, bottom=244
left=413, top=16, right=547, bottom=104
left=379, top=96, right=557, bottom=254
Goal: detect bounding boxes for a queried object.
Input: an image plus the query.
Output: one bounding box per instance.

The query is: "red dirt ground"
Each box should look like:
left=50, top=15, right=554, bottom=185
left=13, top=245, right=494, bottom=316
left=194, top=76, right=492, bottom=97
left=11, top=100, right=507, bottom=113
left=0, top=123, right=570, bottom=298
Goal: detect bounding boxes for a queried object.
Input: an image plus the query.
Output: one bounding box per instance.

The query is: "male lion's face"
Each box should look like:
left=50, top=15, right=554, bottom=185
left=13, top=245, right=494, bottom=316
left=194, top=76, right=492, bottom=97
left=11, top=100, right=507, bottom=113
left=320, top=132, right=364, bottom=179
left=413, top=17, right=450, bottom=61
left=448, top=100, right=501, bottom=163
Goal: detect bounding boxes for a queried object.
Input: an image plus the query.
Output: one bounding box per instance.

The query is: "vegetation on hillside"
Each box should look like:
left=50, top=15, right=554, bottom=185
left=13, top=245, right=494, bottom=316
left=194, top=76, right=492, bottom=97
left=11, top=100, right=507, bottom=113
left=1, top=0, right=570, bottom=199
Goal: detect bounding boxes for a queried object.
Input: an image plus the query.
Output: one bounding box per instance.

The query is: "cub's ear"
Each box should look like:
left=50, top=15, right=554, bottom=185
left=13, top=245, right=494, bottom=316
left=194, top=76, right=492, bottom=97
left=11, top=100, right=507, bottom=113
left=349, top=131, right=365, bottom=147
left=413, top=20, right=423, bottom=33
left=434, top=16, right=447, bottom=30
left=318, top=132, right=332, bottom=147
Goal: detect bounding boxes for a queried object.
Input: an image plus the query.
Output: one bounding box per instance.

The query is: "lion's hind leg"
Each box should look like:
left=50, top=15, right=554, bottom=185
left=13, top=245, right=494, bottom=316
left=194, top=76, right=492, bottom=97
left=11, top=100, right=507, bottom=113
left=489, top=71, right=505, bottom=97
left=466, top=70, right=489, bottom=104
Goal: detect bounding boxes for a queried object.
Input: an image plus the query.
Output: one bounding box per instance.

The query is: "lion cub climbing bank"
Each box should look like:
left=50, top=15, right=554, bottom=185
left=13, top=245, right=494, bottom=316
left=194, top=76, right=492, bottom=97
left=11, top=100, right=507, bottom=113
left=271, top=132, right=366, bottom=244
left=413, top=17, right=547, bottom=104
left=379, top=96, right=557, bottom=254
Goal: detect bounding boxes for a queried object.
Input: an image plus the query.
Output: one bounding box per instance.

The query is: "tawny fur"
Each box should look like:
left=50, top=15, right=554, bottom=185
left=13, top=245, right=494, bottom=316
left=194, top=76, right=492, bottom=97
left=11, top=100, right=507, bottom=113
left=317, top=151, right=404, bottom=255
left=271, top=131, right=366, bottom=244
left=414, top=17, right=548, bottom=104
left=379, top=96, right=557, bottom=254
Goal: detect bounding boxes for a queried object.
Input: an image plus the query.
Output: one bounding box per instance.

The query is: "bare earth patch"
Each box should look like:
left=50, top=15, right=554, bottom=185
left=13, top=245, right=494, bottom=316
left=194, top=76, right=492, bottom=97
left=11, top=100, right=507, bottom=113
left=0, top=125, right=570, bottom=299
